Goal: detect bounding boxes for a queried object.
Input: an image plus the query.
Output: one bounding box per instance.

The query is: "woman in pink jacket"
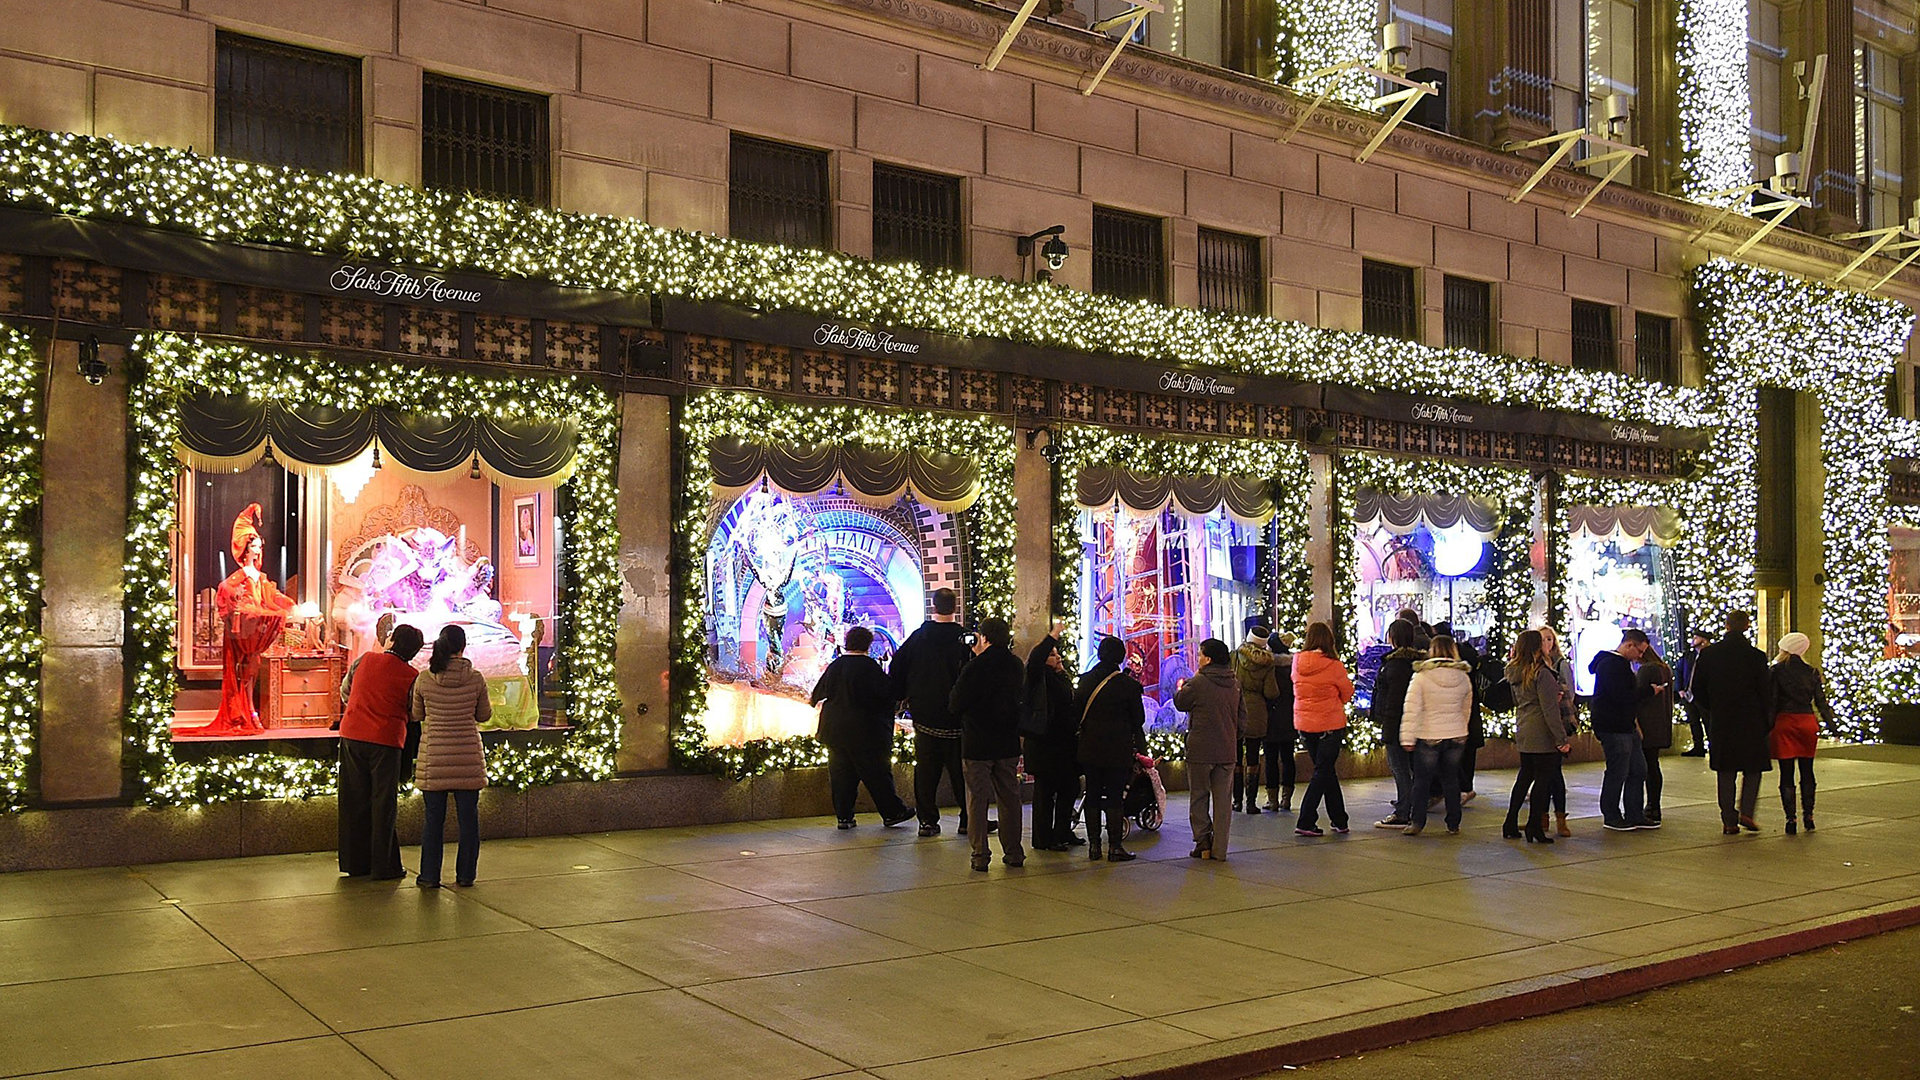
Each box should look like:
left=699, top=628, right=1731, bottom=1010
left=1291, top=621, right=1355, bottom=837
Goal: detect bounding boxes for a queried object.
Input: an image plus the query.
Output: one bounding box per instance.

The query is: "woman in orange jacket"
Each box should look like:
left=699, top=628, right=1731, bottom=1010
left=1291, top=621, right=1355, bottom=836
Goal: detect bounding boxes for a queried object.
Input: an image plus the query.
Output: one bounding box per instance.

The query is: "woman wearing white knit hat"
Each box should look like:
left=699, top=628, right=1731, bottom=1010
left=1768, top=632, right=1832, bottom=834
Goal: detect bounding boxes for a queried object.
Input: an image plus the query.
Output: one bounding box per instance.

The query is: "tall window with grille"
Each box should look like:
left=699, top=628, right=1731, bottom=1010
left=1571, top=300, right=1616, bottom=372
left=1585, top=0, right=1638, bottom=152
left=1196, top=228, right=1262, bottom=314
left=1634, top=312, right=1677, bottom=385
left=1361, top=261, right=1417, bottom=340
left=872, top=164, right=961, bottom=270
left=1092, top=207, right=1165, bottom=302
left=730, top=135, right=831, bottom=249
left=1755, top=386, right=1798, bottom=575
left=215, top=34, right=361, bottom=173
left=1442, top=276, right=1492, bottom=351
left=421, top=74, right=549, bottom=205
left=1855, top=42, right=1906, bottom=230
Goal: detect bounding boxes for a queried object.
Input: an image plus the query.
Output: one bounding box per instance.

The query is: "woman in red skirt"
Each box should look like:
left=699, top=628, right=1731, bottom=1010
left=1768, top=632, right=1832, bottom=834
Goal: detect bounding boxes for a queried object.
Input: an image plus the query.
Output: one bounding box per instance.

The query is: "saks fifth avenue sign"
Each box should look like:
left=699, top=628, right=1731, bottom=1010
left=1610, top=424, right=1662, bottom=445
left=813, top=323, right=922, bottom=356
left=1410, top=401, right=1476, bottom=425
left=330, top=265, right=484, bottom=305
left=1160, top=371, right=1240, bottom=396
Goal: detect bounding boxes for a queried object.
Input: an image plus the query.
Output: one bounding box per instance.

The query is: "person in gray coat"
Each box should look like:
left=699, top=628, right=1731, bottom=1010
left=1174, top=638, right=1243, bottom=861
left=412, top=625, right=489, bottom=888
left=1501, top=630, right=1572, bottom=844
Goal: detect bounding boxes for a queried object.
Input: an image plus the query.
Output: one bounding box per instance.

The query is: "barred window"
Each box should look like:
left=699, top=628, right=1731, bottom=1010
left=1197, top=228, right=1263, bottom=314
left=1442, top=276, right=1492, bottom=351
left=422, top=74, right=549, bottom=205
left=215, top=33, right=362, bottom=173
left=1361, top=260, right=1417, bottom=340
left=1092, top=207, right=1166, bottom=302
left=1571, top=300, right=1616, bottom=372
left=730, top=135, right=831, bottom=249
left=1634, top=312, right=1677, bottom=385
left=872, top=164, right=961, bottom=271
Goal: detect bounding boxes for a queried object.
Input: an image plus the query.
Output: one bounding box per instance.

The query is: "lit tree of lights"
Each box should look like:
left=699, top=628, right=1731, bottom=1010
left=1273, top=0, right=1374, bottom=106
left=1674, top=0, right=1754, bottom=203
left=0, top=325, right=41, bottom=811
left=126, top=334, right=622, bottom=806
left=1694, top=260, right=1914, bottom=739
left=1045, top=426, right=1313, bottom=762
left=671, top=392, right=1016, bottom=780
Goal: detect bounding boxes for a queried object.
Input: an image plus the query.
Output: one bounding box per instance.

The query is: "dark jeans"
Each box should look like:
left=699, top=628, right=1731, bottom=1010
left=1684, top=703, right=1709, bottom=752
left=1550, top=752, right=1568, bottom=814
left=914, top=733, right=967, bottom=829
left=1717, top=769, right=1761, bottom=827
left=1506, top=751, right=1563, bottom=830
left=421, top=789, right=479, bottom=886
left=1233, top=738, right=1262, bottom=807
left=1027, top=751, right=1081, bottom=847
left=1597, top=729, right=1647, bottom=826
left=1296, top=728, right=1347, bottom=830
left=1424, top=743, right=1479, bottom=802
left=338, top=737, right=403, bottom=878
left=1642, top=744, right=1665, bottom=817
left=1083, top=766, right=1132, bottom=848
left=827, top=745, right=909, bottom=821
left=1409, top=738, right=1464, bottom=829
left=1264, top=730, right=1297, bottom=798
left=1383, top=740, right=1412, bottom=820
left=1778, top=757, right=1816, bottom=820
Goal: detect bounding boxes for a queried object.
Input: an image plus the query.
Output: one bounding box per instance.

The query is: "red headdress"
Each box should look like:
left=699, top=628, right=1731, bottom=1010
left=230, top=503, right=264, bottom=565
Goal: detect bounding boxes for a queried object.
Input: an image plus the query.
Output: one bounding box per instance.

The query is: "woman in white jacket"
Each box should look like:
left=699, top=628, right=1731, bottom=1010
left=1399, top=635, right=1475, bottom=836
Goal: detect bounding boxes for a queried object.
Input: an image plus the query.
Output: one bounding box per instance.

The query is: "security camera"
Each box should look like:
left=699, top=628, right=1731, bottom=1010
left=1376, top=21, right=1410, bottom=74
left=1017, top=225, right=1069, bottom=281
left=1603, top=93, right=1631, bottom=139
left=1042, top=235, right=1069, bottom=271
left=77, top=335, right=107, bottom=386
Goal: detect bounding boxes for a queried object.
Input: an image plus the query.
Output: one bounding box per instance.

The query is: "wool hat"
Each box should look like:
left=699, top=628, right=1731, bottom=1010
left=1275, top=631, right=1298, bottom=649
left=1248, top=626, right=1270, bottom=641
left=1778, top=632, right=1811, bottom=657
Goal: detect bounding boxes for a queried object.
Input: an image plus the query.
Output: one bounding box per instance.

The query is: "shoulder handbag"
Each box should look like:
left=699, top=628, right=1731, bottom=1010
left=1078, top=671, right=1123, bottom=736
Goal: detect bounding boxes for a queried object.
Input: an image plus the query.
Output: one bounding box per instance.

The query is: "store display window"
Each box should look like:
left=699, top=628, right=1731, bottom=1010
left=1565, top=505, right=1678, bottom=695
left=1352, top=490, right=1499, bottom=706
left=1888, top=523, right=1920, bottom=658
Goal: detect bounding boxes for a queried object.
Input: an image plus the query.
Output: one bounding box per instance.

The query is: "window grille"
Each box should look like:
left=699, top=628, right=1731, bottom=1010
left=1571, top=300, right=1616, bottom=372
left=872, top=164, right=961, bottom=270
left=1634, top=312, right=1677, bottom=385
left=1092, top=207, right=1165, bottom=302
left=1442, top=276, right=1492, bottom=351
left=422, top=74, right=549, bottom=205
left=1197, top=228, right=1263, bottom=315
left=215, top=33, right=361, bottom=173
left=730, top=135, right=831, bottom=249
left=1361, top=261, right=1417, bottom=340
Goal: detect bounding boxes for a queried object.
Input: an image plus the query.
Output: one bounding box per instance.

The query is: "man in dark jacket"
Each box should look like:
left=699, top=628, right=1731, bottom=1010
left=1075, top=636, right=1149, bottom=863
left=1428, top=622, right=1484, bottom=804
left=1588, top=627, right=1653, bottom=831
left=1370, top=619, right=1424, bottom=828
left=890, top=587, right=974, bottom=836
left=1689, top=611, right=1775, bottom=834
left=1676, top=629, right=1713, bottom=755
left=1024, top=633, right=1080, bottom=850
left=811, top=626, right=916, bottom=830
left=947, top=618, right=1025, bottom=871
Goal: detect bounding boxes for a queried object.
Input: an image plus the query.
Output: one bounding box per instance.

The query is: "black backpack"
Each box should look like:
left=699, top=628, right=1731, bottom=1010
left=1477, top=654, right=1515, bottom=713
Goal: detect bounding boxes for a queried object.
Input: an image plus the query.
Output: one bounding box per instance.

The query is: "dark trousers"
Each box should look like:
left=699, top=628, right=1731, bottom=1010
left=1083, top=766, right=1131, bottom=849
left=1232, top=738, right=1263, bottom=808
left=1424, top=743, right=1478, bottom=802
left=1717, top=769, right=1761, bottom=827
left=1296, top=728, right=1347, bottom=830
left=1029, top=756, right=1081, bottom=847
left=828, top=745, right=909, bottom=821
left=1383, top=741, right=1413, bottom=820
left=1597, top=729, right=1647, bottom=827
left=1550, top=752, right=1568, bottom=814
left=1642, top=744, right=1665, bottom=817
left=1684, top=704, right=1709, bottom=752
left=1778, top=757, right=1816, bottom=821
left=1409, top=738, right=1464, bottom=830
left=1506, top=751, right=1563, bottom=830
left=338, top=737, right=403, bottom=878
left=1264, top=731, right=1297, bottom=799
left=914, top=733, right=967, bottom=829
left=421, top=789, right=480, bottom=886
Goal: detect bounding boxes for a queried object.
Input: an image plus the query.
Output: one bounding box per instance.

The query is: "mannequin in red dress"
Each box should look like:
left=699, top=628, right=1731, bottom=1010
left=193, top=503, right=295, bottom=735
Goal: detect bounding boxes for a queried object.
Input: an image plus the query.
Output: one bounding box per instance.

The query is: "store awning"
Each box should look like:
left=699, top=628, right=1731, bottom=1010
left=709, top=436, right=980, bottom=512
left=1355, top=489, right=1500, bottom=539
left=1075, top=466, right=1275, bottom=526
left=1570, top=504, right=1680, bottom=546
left=177, top=392, right=578, bottom=484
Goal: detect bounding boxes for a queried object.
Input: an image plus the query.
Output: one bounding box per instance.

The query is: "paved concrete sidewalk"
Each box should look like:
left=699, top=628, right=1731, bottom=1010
left=1, top=750, right=1916, bottom=1080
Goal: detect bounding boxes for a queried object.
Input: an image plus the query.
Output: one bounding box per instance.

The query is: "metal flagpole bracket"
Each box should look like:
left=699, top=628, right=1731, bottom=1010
left=1688, top=183, right=1813, bottom=255
left=980, top=0, right=1046, bottom=72
left=1830, top=224, right=1917, bottom=285
left=1280, top=60, right=1435, bottom=158
left=1078, top=2, right=1163, bottom=96
left=1500, top=130, right=1647, bottom=210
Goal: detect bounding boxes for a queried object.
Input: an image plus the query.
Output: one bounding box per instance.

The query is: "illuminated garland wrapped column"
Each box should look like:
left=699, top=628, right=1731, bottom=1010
left=0, top=324, right=42, bottom=810
left=1273, top=0, right=1374, bottom=105
left=125, top=334, right=622, bottom=806
left=1674, top=0, right=1754, bottom=203
left=1694, top=260, right=1913, bottom=738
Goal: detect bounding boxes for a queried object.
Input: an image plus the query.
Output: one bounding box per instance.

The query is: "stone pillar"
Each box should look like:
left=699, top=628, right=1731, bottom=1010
left=1012, top=426, right=1053, bottom=649
left=614, top=392, right=675, bottom=773
left=1307, top=451, right=1335, bottom=627
left=39, top=340, right=128, bottom=804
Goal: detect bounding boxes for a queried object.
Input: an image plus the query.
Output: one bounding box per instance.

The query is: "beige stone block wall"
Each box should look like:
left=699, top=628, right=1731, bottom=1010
left=1011, top=430, right=1053, bottom=650
left=0, top=56, right=91, bottom=135
left=615, top=393, right=674, bottom=773
left=95, top=74, right=208, bottom=149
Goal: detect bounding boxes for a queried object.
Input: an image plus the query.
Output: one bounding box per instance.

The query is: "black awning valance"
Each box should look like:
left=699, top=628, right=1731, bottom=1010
left=1355, top=489, right=1501, bottom=538
left=1074, top=466, right=1275, bottom=525
left=709, top=436, right=980, bottom=512
left=178, top=392, right=577, bottom=481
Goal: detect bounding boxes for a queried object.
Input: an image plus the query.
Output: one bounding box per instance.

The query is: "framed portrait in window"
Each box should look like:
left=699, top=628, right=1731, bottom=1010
left=513, top=493, right=540, bottom=567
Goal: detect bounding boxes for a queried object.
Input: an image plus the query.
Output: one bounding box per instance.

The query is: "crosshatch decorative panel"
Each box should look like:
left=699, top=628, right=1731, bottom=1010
left=1363, top=418, right=1398, bottom=451
left=1498, top=432, right=1529, bottom=463
left=474, top=314, right=534, bottom=365
left=1223, top=401, right=1256, bottom=437
left=397, top=306, right=461, bottom=358
left=955, top=370, right=999, bottom=412
left=1432, top=426, right=1462, bottom=459
left=1011, top=376, right=1047, bottom=418
left=1141, top=395, right=1179, bottom=430
left=1179, top=398, right=1221, bottom=434
left=149, top=274, right=220, bottom=334
left=1460, top=429, right=1493, bottom=459
left=1262, top=406, right=1298, bottom=441
left=232, top=286, right=305, bottom=341
left=1059, top=383, right=1096, bottom=421
left=740, top=342, right=794, bottom=392
left=1098, top=389, right=1139, bottom=428
left=798, top=350, right=846, bottom=396
left=0, top=254, right=25, bottom=313
left=685, top=335, right=732, bottom=385
left=1549, top=437, right=1578, bottom=468
left=52, top=260, right=120, bottom=324
left=853, top=357, right=899, bottom=402
left=1402, top=423, right=1434, bottom=456
left=316, top=296, right=383, bottom=350
left=1334, top=412, right=1366, bottom=444
left=905, top=363, right=947, bottom=408
left=1520, top=435, right=1551, bottom=465
left=545, top=319, right=599, bottom=371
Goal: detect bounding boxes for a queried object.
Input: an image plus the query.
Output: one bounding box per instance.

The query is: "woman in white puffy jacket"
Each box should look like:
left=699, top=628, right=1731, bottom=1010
left=1399, top=634, right=1475, bottom=836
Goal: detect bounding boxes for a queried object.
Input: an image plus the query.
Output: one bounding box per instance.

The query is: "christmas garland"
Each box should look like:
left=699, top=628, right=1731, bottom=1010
left=0, top=324, right=42, bottom=810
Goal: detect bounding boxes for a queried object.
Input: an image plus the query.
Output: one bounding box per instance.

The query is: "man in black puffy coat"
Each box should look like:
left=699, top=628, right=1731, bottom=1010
left=811, top=626, right=915, bottom=830
left=948, top=618, right=1026, bottom=871
left=890, top=587, right=974, bottom=836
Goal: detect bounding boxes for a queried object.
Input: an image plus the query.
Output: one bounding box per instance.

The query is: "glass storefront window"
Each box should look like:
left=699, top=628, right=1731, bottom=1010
left=1887, top=523, right=1920, bottom=658
left=1565, top=509, right=1675, bottom=695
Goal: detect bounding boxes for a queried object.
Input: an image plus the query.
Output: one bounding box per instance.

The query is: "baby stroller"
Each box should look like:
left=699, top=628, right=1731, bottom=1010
left=1125, top=758, right=1166, bottom=832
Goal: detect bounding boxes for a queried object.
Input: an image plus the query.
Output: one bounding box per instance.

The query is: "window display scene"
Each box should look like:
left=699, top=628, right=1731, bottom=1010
left=1352, top=490, right=1499, bottom=706
left=1888, top=523, right=1920, bottom=658
left=701, top=437, right=979, bottom=747
left=1074, top=466, right=1275, bottom=731
left=1565, top=504, right=1679, bottom=695
left=169, top=393, right=574, bottom=741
